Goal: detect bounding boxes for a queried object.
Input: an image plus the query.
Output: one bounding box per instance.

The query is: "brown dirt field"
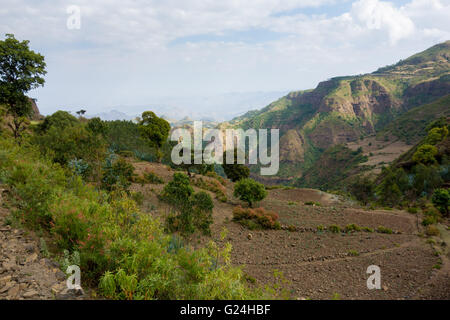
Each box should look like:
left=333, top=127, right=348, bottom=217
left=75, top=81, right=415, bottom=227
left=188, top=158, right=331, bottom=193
left=130, top=160, right=450, bottom=300
left=347, top=136, right=412, bottom=175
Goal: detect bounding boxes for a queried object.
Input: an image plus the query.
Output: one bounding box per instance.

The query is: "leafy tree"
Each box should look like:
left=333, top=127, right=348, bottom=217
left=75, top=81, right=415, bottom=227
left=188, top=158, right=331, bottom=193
left=432, top=188, right=449, bottom=217
left=348, top=175, right=375, bottom=205
left=191, top=191, right=214, bottom=235
left=38, top=111, right=78, bottom=133
left=138, top=111, right=170, bottom=162
left=33, top=115, right=107, bottom=178
left=101, top=155, right=135, bottom=192
left=0, top=34, right=46, bottom=141
left=76, top=109, right=86, bottom=117
left=377, top=168, right=402, bottom=207
left=161, top=173, right=214, bottom=235
left=160, top=172, right=194, bottom=209
left=426, top=126, right=448, bottom=145
left=222, top=148, right=250, bottom=182
left=412, top=164, right=442, bottom=197
left=234, top=178, right=267, bottom=207
left=87, top=117, right=107, bottom=137
left=412, top=144, right=438, bottom=165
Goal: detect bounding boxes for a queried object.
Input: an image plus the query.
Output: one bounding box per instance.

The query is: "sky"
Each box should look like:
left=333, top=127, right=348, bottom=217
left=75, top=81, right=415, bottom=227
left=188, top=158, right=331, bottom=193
left=1, top=0, right=449, bottom=119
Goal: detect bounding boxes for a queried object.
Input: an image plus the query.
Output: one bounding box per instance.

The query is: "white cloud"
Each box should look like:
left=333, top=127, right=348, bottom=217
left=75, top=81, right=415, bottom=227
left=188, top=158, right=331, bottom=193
left=351, top=0, right=415, bottom=44
left=0, top=0, right=448, bottom=116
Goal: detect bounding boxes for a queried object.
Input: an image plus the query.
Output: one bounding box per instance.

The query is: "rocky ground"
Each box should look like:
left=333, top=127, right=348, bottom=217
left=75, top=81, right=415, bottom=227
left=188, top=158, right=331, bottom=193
left=0, top=203, right=87, bottom=300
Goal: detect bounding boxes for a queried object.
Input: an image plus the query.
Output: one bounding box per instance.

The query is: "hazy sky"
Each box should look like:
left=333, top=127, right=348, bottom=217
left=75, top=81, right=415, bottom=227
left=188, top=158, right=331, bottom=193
left=1, top=0, right=449, bottom=117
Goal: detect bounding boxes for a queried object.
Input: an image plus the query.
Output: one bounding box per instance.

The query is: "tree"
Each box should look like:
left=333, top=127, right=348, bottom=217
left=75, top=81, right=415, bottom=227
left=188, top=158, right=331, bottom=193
left=432, top=189, right=449, bottom=217
left=76, top=109, right=87, bottom=117
left=0, top=34, right=46, bottom=141
left=161, top=173, right=214, bottom=235
left=101, top=155, right=135, bottom=192
left=377, top=168, right=403, bottom=207
left=412, top=144, right=438, bottom=165
left=138, top=111, right=170, bottom=162
left=348, top=175, right=375, bottom=205
left=160, top=173, right=194, bottom=209
left=87, top=117, right=107, bottom=136
left=222, top=148, right=250, bottom=182
left=38, top=111, right=78, bottom=133
left=234, top=178, right=267, bottom=207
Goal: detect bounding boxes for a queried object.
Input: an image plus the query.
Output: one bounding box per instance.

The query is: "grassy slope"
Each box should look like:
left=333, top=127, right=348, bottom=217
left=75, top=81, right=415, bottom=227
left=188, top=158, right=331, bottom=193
left=378, top=94, right=450, bottom=144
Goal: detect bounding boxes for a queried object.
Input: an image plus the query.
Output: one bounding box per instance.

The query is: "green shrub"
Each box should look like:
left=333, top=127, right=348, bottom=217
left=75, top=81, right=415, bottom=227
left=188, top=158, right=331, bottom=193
left=348, top=250, right=359, bottom=257
left=144, top=171, right=164, bottom=184
left=234, top=178, right=267, bottom=207
left=162, top=174, right=215, bottom=235
left=160, top=173, right=194, bottom=209
left=101, top=155, right=135, bottom=192
left=425, top=225, right=440, bottom=237
left=432, top=188, right=449, bottom=216
left=412, top=144, right=438, bottom=165
left=407, top=207, right=418, bottom=214
left=345, top=224, right=361, bottom=233
left=328, top=225, right=341, bottom=233
left=0, top=137, right=258, bottom=299
left=377, top=226, right=393, bottom=234
left=422, top=208, right=441, bottom=226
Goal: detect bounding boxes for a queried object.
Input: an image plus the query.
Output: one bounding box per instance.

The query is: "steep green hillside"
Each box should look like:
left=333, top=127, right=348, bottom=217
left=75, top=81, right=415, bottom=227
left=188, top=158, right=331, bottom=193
left=223, top=41, right=450, bottom=182
left=379, top=95, right=450, bottom=144
left=294, top=145, right=371, bottom=190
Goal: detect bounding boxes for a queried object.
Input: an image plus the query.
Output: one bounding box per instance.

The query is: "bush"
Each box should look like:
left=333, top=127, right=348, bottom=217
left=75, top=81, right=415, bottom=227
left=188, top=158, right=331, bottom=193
left=407, top=207, right=418, bottom=214
left=425, top=225, right=440, bottom=237
left=328, top=225, right=341, bottom=233
left=144, top=171, right=164, bottom=184
left=421, top=208, right=442, bottom=226
left=377, top=226, right=393, bottom=234
left=413, top=144, right=438, bottom=165
left=101, top=155, right=135, bottom=192
left=191, top=176, right=227, bottom=203
left=1, top=136, right=257, bottom=299
left=234, top=178, right=267, bottom=207
left=232, top=206, right=281, bottom=230
left=345, top=224, right=361, bottom=233
left=160, top=173, right=194, bottom=209
left=162, top=174, right=214, bottom=235
left=432, top=188, right=449, bottom=216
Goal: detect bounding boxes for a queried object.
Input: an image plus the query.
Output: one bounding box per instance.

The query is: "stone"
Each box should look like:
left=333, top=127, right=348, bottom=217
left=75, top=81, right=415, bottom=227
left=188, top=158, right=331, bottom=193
left=23, top=290, right=39, bottom=298
left=56, top=287, right=85, bottom=300
left=0, top=281, right=15, bottom=293
left=26, top=253, right=38, bottom=264
left=24, top=244, right=35, bottom=253
left=7, top=285, right=20, bottom=298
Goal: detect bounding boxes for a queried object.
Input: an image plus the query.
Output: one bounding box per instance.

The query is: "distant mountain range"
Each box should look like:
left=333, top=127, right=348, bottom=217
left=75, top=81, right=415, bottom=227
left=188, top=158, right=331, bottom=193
left=84, top=91, right=289, bottom=122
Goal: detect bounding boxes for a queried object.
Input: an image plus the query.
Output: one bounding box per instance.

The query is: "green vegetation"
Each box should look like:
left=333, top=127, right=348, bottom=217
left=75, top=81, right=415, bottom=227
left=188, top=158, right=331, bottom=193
left=377, top=226, right=393, bottom=234
left=161, top=173, right=214, bottom=235
left=295, top=145, right=369, bottom=190
left=234, top=178, right=268, bottom=207
left=138, top=111, right=171, bottom=162
left=0, top=34, right=46, bottom=141
left=222, top=148, right=250, bottom=182
left=431, top=188, right=449, bottom=217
